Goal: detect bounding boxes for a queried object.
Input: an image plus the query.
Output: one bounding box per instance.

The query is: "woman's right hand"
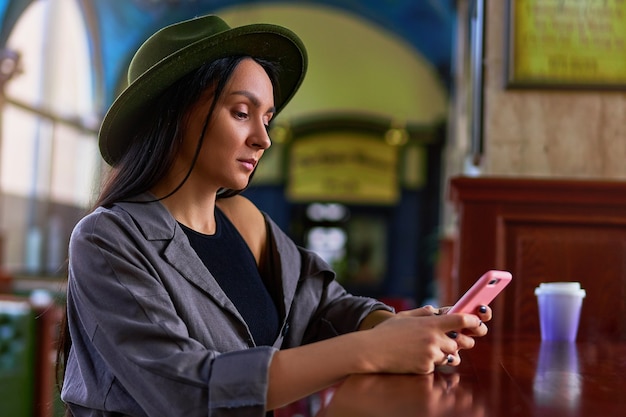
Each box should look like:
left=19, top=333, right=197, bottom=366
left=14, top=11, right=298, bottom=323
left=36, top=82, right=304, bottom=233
left=360, top=309, right=484, bottom=374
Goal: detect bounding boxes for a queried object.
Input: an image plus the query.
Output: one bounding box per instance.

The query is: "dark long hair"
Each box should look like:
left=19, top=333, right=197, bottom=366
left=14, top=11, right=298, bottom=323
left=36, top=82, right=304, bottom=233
left=55, top=55, right=280, bottom=414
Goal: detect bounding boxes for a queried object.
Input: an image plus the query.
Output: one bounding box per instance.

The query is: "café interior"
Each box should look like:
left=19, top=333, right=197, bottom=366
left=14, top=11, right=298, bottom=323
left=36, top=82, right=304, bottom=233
left=0, top=1, right=625, bottom=416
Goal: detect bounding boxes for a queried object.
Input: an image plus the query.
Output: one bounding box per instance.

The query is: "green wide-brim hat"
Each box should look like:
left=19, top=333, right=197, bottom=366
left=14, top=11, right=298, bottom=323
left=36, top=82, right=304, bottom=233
left=99, top=14, right=308, bottom=166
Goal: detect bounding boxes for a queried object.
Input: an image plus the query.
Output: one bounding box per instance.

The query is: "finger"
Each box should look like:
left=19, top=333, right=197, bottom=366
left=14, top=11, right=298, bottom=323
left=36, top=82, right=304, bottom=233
left=438, top=306, right=451, bottom=315
left=399, top=305, right=440, bottom=317
left=454, top=333, right=476, bottom=350
left=441, top=352, right=458, bottom=366
left=438, top=312, right=482, bottom=332
left=420, top=305, right=440, bottom=316
left=476, top=305, right=493, bottom=322
left=463, top=320, right=489, bottom=338
left=447, top=329, right=476, bottom=350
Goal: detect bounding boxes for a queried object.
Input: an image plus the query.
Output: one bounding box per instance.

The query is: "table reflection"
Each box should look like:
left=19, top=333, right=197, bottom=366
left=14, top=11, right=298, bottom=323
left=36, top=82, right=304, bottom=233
left=533, top=342, right=581, bottom=410
left=315, top=369, right=486, bottom=417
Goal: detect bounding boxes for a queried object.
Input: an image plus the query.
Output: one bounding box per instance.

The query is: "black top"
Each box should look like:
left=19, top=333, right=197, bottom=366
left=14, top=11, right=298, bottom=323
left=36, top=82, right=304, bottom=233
left=180, top=208, right=280, bottom=346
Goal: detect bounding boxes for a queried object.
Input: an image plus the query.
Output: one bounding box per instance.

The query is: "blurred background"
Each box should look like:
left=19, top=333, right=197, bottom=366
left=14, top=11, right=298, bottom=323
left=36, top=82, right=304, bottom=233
left=0, top=0, right=624, bottom=416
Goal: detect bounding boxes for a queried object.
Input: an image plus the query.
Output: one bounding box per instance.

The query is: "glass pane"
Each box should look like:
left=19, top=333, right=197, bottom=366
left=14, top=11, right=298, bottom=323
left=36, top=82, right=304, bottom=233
left=0, top=0, right=98, bottom=273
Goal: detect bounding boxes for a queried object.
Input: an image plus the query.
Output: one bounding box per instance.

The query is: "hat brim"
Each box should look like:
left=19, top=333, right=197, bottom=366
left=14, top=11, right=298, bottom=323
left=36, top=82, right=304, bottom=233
left=99, top=23, right=307, bottom=165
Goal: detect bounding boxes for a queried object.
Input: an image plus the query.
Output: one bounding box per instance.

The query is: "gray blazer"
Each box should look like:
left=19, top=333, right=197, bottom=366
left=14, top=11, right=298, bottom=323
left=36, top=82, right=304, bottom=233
left=61, top=194, right=391, bottom=417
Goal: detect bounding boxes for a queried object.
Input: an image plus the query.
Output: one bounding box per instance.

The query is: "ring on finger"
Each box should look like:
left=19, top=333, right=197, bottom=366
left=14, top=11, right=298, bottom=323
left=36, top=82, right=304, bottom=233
left=446, top=354, right=454, bottom=364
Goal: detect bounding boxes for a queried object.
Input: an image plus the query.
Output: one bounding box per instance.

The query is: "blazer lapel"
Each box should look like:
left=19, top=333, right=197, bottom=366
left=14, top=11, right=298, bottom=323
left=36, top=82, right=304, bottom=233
left=265, top=215, right=301, bottom=319
left=162, top=226, right=241, bottom=315
left=116, top=195, right=244, bottom=322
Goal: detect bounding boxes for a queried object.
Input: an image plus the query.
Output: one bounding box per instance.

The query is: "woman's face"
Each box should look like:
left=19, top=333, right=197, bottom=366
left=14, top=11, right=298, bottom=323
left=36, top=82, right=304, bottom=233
left=179, top=58, right=275, bottom=193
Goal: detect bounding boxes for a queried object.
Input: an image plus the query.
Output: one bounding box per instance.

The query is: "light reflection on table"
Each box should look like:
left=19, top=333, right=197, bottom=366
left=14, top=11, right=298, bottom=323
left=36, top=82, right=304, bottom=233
left=533, top=342, right=582, bottom=410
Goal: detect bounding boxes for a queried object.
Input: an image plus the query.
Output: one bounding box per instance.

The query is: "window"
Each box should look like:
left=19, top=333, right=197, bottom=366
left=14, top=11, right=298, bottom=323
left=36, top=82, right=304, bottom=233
left=1, top=0, right=100, bottom=274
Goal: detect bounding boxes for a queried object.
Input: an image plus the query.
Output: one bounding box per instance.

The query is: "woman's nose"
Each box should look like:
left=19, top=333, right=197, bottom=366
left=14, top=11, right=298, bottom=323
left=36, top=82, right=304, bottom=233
left=250, top=121, right=271, bottom=149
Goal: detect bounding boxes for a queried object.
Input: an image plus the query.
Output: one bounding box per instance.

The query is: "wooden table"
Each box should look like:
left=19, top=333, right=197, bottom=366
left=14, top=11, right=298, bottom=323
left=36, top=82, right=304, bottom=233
left=309, top=334, right=626, bottom=417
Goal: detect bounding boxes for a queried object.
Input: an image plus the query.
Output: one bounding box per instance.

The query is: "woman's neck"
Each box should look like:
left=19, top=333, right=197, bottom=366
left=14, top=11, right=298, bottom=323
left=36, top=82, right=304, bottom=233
left=151, top=180, right=219, bottom=235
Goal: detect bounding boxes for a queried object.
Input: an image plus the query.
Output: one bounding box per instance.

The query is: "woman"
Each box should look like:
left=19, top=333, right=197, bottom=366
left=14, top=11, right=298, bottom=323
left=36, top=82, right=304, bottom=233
left=57, top=14, right=491, bottom=417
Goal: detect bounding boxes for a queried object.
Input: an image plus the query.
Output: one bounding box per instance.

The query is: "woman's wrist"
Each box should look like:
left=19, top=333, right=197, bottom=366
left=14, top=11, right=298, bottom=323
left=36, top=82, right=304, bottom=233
left=358, top=309, right=395, bottom=330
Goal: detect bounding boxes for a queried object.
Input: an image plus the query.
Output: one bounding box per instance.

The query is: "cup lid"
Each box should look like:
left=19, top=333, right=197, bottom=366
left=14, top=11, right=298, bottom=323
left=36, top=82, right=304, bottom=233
left=535, top=282, right=586, bottom=297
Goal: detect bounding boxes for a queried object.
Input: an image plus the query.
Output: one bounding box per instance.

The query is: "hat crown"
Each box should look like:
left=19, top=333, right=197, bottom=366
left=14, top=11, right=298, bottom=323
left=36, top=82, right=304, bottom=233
left=100, top=14, right=307, bottom=166
left=128, top=15, right=231, bottom=84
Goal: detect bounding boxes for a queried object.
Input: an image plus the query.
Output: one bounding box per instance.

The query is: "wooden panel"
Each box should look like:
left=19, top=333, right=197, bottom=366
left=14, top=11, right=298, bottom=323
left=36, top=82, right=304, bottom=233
left=501, top=215, right=626, bottom=341
left=447, top=176, right=626, bottom=340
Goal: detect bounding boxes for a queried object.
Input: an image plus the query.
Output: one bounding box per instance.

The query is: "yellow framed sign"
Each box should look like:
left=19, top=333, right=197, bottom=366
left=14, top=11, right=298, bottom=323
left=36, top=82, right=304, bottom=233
left=287, top=133, right=399, bottom=205
left=506, top=0, right=626, bottom=88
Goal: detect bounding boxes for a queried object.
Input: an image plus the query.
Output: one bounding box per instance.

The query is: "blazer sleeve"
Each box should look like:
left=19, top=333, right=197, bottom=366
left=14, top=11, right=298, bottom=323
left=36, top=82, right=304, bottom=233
left=62, top=209, right=273, bottom=417
left=297, top=246, right=394, bottom=344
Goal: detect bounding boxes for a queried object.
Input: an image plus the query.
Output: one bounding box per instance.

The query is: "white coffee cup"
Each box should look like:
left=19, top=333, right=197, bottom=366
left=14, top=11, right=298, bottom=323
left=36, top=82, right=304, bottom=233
left=535, top=282, right=586, bottom=342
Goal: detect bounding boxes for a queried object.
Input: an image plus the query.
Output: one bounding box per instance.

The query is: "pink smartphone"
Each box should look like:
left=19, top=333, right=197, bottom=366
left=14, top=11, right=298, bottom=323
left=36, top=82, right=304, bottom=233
left=447, top=270, right=512, bottom=314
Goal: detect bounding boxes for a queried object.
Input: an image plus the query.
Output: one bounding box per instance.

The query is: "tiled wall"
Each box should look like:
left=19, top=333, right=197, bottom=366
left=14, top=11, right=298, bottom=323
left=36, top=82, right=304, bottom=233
left=482, top=1, right=626, bottom=179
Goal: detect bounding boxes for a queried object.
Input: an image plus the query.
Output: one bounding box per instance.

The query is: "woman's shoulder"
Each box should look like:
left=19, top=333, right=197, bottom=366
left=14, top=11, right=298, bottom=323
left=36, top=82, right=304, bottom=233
left=217, top=194, right=264, bottom=223
left=217, top=195, right=267, bottom=262
left=72, top=205, right=125, bottom=231
left=72, top=200, right=175, bottom=241
left=69, top=207, right=130, bottom=247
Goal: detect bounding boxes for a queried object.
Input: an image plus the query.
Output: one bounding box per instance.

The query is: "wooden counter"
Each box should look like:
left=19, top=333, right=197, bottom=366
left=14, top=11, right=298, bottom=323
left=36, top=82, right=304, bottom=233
left=313, top=334, right=626, bottom=417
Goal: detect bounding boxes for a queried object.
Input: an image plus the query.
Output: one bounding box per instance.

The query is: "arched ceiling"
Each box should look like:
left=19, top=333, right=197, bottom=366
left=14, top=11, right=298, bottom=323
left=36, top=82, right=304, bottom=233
left=0, top=0, right=456, bottom=126
left=218, top=4, right=449, bottom=125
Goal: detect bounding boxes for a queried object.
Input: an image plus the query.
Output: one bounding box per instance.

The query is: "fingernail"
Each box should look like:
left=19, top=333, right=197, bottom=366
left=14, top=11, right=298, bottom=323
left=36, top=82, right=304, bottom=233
left=447, top=331, right=458, bottom=339
left=478, top=305, right=487, bottom=314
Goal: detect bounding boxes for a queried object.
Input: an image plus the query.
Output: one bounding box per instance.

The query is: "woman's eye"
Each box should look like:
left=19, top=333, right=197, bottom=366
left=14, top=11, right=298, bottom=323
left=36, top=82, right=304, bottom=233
left=234, top=111, right=248, bottom=119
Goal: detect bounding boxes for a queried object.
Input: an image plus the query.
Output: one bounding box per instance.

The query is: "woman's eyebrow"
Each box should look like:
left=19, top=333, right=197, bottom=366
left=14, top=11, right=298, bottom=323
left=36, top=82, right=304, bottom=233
left=230, top=90, right=276, bottom=113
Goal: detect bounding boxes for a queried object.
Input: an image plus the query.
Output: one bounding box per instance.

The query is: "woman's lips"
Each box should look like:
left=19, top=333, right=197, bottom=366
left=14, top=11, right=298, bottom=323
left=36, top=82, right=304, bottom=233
left=239, top=158, right=257, bottom=171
